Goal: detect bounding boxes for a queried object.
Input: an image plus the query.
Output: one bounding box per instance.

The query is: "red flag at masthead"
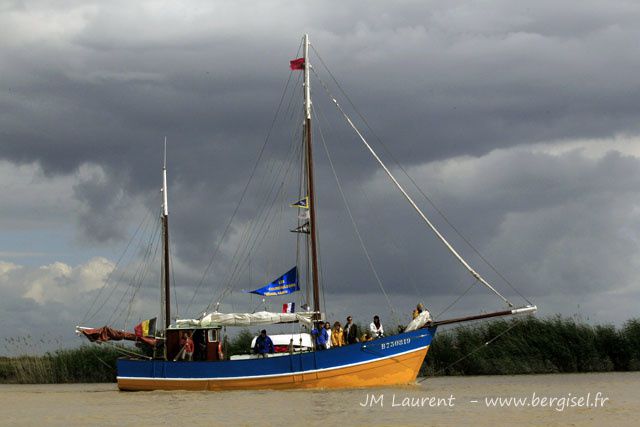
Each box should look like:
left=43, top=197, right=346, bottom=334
left=290, top=58, right=305, bottom=70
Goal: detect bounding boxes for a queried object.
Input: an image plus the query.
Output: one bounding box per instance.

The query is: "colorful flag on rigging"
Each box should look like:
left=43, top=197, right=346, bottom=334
left=290, top=196, right=309, bottom=209
left=290, top=58, right=305, bottom=70
left=134, top=317, right=157, bottom=338
left=290, top=222, right=310, bottom=234
left=282, top=302, right=295, bottom=313
left=247, top=267, right=299, bottom=296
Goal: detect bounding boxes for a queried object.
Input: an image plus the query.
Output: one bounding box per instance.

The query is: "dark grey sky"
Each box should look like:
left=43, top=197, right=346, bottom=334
left=2, top=0, right=640, bottom=351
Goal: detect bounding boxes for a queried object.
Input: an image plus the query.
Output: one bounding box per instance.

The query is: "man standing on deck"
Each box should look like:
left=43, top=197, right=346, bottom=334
left=344, top=315, right=359, bottom=344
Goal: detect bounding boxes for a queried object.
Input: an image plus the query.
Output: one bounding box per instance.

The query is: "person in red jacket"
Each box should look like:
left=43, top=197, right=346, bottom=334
left=183, top=332, right=195, bottom=361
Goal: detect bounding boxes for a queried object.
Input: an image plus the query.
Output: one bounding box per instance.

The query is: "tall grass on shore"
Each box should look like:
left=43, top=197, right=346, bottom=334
left=1, top=337, right=137, bottom=383
left=422, top=316, right=640, bottom=376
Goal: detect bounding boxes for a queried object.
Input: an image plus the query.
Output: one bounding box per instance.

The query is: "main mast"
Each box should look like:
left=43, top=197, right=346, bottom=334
left=303, top=34, right=321, bottom=320
left=162, top=138, right=171, bottom=330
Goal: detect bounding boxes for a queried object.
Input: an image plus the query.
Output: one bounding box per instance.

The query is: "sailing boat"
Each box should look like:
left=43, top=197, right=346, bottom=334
left=77, top=34, right=536, bottom=391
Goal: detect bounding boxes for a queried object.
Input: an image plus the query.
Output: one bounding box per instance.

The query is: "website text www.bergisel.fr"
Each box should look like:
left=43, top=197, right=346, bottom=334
left=480, top=392, right=609, bottom=412
left=359, top=392, right=609, bottom=412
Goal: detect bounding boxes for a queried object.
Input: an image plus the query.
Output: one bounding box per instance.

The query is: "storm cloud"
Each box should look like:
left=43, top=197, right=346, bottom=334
left=2, top=0, right=640, bottom=349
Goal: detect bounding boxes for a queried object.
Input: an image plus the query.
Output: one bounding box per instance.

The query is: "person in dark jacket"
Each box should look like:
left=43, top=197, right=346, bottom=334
left=343, top=315, right=359, bottom=344
left=253, top=330, right=274, bottom=357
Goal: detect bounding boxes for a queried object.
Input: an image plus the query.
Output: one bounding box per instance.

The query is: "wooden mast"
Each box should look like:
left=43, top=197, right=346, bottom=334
left=303, top=34, right=321, bottom=321
left=162, top=138, right=171, bottom=330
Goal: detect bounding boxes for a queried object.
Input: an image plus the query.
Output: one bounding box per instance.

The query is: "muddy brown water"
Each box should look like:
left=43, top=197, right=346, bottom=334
left=0, top=372, right=637, bottom=426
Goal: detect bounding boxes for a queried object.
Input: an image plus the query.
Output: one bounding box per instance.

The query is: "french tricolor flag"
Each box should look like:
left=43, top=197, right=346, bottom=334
left=282, top=302, right=295, bottom=313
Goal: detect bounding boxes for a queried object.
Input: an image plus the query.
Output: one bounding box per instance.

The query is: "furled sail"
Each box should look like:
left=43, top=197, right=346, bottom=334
left=76, top=326, right=157, bottom=346
left=174, top=311, right=314, bottom=328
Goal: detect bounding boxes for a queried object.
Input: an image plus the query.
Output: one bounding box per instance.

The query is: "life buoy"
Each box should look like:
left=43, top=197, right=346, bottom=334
left=217, top=341, right=224, bottom=360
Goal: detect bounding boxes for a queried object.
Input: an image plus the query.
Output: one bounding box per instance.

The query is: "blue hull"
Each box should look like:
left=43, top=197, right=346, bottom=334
left=117, top=327, right=436, bottom=390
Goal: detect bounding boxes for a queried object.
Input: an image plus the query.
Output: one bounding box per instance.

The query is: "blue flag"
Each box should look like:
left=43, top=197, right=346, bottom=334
left=248, top=267, right=299, bottom=296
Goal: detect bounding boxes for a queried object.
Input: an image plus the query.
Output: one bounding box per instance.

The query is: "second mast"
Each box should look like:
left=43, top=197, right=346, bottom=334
left=303, top=34, right=321, bottom=320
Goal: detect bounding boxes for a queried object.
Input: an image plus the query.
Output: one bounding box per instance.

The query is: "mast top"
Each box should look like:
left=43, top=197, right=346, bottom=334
left=162, top=136, right=169, bottom=217
left=303, top=34, right=311, bottom=120
left=163, top=136, right=167, bottom=169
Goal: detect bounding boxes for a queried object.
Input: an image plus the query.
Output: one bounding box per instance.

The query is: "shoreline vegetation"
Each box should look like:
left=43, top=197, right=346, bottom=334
left=1, top=316, right=638, bottom=384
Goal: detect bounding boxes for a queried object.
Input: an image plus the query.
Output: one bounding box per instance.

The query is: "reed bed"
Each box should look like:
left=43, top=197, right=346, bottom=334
left=1, top=336, right=137, bottom=383
left=423, top=316, right=640, bottom=376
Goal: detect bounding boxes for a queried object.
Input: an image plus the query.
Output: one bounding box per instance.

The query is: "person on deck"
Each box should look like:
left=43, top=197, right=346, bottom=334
left=312, top=322, right=329, bottom=350
left=360, top=332, right=372, bottom=342
left=331, top=321, right=345, bottom=347
left=412, top=303, right=425, bottom=320
left=173, top=332, right=187, bottom=361
left=324, top=322, right=333, bottom=349
left=370, top=315, right=384, bottom=338
left=182, top=332, right=195, bottom=361
left=344, top=316, right=359, bottom=344
left=254, top=330, right=274, bottom=357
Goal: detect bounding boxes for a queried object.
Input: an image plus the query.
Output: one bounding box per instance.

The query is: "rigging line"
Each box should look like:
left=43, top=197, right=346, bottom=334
left=82, top=208, right=153, bottom=324
left=185, top=51, right=301, bottom=316
left=311, top=45, right=532, bottom=307
left=113, top=219, right=162, bottom=327
left=225, top=46, right=303, bottom=277
left=215, top=140, right=292, bottom=294
left=314, top=205, right=326, bottom=317
left=434, top=278, right=479, bottom=320
left=284, top=66, right=304, bottom=121
left=109, top=214, right=162, bottom=326
left=214, top=138, right=303, bottom=308
left=189, top=43, right=304, bottom=316
left=210, top=180, right=288, bottom=309
left=116, top=216, right=161, bottom=324
left=101, top=210, right=158, bottom=325
left=170, top=239, right=179, bottom=317
left=313, top=105, right=398, bottom=321
left=261, top=134, right=301, bottom=282
left=294, top=121, right=304, bottom=304
left=208, top=108, right=304, bottom=310
left=206, top=103, right=304, bottom=309
left=221, top=175, right=294, bottom=304
left=122, top=226, right=162, bottom=329
left=315, top=99, right=421, bottom=324
left=317, top=99, right=424, bottom=305
left=416, top=320, right=520, bottom=382
left=212, top=133, right=300, bottom=300
left=100, top=341, right=153, bottom=360
left=313, top=99, right=404, bottom=326
left=275, top=166, right=290, bottom=277
left=312, top=67, right=514, bottom=308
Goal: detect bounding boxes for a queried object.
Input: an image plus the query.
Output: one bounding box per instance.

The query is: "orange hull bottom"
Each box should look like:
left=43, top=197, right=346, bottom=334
left=118, top=346, right=429, bottom=391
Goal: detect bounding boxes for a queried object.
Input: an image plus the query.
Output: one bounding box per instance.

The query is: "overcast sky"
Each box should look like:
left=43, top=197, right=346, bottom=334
left=2, top=0, right=640, bottom=353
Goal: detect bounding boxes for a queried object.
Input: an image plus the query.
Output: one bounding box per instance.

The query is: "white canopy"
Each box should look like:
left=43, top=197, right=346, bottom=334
left=250, top=333, right=314, bottom=349
left=174, top=311, right=314, bottom=328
